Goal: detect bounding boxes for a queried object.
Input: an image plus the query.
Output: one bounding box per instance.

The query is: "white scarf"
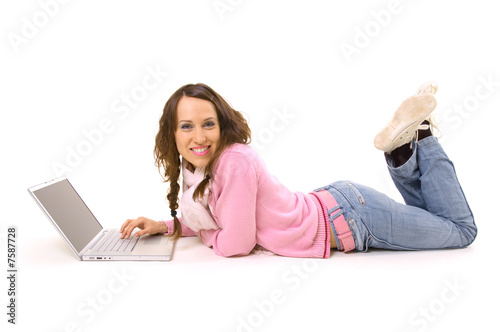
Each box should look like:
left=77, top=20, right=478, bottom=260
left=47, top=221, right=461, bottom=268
left=180, top=159, right=220, bottom=232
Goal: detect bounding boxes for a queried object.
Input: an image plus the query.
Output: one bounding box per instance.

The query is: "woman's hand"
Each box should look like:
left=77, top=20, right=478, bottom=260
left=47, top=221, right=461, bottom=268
left=120, top=217, right=165, bottom=239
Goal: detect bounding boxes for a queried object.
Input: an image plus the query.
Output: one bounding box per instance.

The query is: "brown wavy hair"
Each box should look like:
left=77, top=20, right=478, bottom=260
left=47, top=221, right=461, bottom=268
left=154, top=83, right=251, bottom=241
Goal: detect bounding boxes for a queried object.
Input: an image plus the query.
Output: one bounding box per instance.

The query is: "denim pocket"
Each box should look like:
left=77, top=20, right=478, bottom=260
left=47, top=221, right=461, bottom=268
left=347, top=182, right=366, bottom=206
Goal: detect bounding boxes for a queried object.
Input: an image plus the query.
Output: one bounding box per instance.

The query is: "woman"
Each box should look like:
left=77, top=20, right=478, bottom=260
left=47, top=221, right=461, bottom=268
left=120, top=82, right=477, bottom=258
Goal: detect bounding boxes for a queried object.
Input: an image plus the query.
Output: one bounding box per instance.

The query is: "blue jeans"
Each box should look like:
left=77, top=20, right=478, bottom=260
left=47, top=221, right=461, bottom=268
left=316, top=137, right=477, bottom=251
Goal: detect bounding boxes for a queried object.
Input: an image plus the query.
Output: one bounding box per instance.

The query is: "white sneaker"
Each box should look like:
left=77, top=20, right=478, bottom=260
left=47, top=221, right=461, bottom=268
left=415, top=81, right=441, bottom=137
left=374, top=90, right=437, bottom=153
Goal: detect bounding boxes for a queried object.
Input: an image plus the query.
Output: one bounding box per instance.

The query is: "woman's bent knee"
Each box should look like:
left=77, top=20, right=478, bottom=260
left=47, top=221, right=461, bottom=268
left=458, top=217, right=477, bottom=247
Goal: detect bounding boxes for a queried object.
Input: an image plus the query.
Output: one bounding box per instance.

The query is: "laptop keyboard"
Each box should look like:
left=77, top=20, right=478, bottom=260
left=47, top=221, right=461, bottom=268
left=95, top=230, right=139, bottom=252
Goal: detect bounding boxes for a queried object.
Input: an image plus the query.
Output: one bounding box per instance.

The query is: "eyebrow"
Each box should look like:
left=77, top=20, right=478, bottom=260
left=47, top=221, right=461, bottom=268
left=178, top=117, right=217, bottom=125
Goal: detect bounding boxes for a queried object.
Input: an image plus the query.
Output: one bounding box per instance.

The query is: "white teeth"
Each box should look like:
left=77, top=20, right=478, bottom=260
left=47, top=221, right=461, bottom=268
left=192, top=147, right=209, bottom=153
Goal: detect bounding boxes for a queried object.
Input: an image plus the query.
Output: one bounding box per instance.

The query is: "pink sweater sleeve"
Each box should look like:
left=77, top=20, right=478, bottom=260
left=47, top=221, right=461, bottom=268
left=199, top=152, right=258, bottom=257
left=160, top=218, right=197, bottom=237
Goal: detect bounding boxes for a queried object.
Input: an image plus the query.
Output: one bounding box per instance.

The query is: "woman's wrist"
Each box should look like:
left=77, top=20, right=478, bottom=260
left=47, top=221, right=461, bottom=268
left=158, top=221, right=168, bottom=234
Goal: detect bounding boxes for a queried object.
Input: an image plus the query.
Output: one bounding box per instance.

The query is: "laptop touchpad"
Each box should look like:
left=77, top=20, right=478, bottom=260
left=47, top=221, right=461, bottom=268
left=142, top=234, right=166, bottom=245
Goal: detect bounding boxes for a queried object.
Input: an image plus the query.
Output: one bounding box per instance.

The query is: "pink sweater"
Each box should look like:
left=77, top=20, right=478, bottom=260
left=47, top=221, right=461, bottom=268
left=162, top=143, right=330, bottom=258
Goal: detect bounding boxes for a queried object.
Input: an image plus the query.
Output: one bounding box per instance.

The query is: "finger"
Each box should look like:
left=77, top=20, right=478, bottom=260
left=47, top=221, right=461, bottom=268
left=121, top=229, right=131, bottom=239
left=120, top=219, right=134, bottom=233
left=121, top=221, right=139, bottom=239
left=120, top=226, right=130, bottom=239
left=120, top=217, right=152, bottom=238
left=134, top=225, right=152, bottom=237
left=120, top=221, right=130, bottom=238
left=123, top=227, right=134, bottom=238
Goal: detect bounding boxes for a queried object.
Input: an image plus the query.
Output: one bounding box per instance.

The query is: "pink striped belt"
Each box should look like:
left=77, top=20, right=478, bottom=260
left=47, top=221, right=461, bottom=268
left=312, top=190, right=356, bottom=252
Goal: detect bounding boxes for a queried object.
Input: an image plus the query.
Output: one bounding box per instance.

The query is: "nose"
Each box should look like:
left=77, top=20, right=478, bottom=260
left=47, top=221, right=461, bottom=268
left=193, top=128, right=206, bottom=144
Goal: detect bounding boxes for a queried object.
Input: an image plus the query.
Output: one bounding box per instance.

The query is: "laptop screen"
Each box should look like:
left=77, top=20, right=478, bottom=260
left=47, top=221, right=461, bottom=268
left=31, top=179, right=103, bottom=253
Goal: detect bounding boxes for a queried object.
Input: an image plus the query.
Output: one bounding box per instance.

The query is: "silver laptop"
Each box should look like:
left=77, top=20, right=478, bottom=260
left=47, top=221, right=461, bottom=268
left=28, top=177, right=174, bottom=261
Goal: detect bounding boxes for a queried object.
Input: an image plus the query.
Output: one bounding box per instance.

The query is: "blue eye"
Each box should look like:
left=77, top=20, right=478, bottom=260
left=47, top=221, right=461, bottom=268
left=180, top=124, right=193, bottom=130
left=204, top=121, right=215, bottom=128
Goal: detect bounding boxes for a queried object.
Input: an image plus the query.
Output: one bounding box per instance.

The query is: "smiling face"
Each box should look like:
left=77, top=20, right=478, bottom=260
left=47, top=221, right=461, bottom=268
left=174, top=96, right=221, bottom=169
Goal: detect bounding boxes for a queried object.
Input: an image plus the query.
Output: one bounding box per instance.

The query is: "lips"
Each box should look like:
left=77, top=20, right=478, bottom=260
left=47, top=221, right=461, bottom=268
left=190, top=145, right=210, bottom=156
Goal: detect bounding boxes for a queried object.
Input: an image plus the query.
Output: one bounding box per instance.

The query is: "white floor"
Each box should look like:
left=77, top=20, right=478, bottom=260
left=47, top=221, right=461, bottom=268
left=2, top=1, right=499, bottom=331
left=15, top=223, right=494, bottom=332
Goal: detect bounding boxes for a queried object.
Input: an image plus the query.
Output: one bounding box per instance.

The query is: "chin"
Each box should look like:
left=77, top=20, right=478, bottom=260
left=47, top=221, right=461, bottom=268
left=186, top=158, right=210, bottom=169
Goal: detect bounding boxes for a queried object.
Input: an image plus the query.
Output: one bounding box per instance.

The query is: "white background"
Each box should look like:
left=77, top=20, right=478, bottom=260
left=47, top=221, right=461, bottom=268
left=1, top=0, right=499, bottom=331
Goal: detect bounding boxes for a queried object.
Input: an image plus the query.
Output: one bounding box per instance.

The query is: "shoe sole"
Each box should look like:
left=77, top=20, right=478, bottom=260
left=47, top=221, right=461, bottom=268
left=415, top=81, right=438, bottom=95
left=374, top=94, right=437, bottom=152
